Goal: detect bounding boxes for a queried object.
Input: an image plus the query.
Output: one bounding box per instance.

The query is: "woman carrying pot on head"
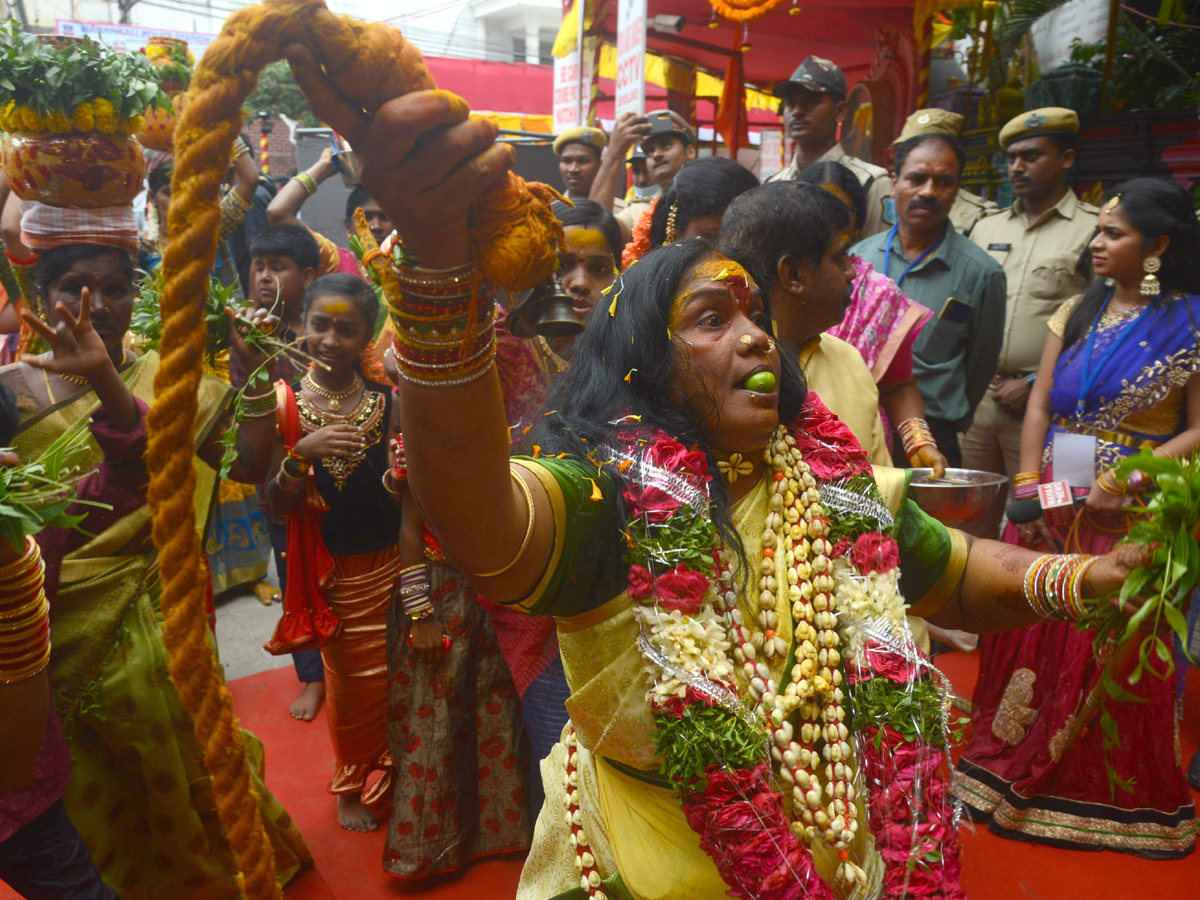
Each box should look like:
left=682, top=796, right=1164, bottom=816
left=0, top=197, right=312, bottom=898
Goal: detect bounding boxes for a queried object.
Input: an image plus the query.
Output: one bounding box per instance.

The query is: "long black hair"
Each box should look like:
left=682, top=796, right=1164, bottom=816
left=649, top=157, right=759, bottom=248
left=1063, top=177, right=1200, bottom=349
left=530, top=239, right=807, bottom=573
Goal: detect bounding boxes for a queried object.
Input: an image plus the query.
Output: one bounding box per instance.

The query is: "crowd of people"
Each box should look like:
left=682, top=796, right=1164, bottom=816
left=0, top=37, right=1198, bottom=900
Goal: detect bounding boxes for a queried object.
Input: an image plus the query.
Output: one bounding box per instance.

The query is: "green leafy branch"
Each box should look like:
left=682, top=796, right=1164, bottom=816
left=0, top=415, right=112, bottom=553
left=1075, top=448, right=1200, bottom=796
left=1085, top=449, right=1200, bottom=678
left=132, top=272, right=325, bottom=478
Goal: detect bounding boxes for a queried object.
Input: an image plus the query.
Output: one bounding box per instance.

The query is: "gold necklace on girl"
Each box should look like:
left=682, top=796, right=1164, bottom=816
left=301, top=370, right=362, bottom=412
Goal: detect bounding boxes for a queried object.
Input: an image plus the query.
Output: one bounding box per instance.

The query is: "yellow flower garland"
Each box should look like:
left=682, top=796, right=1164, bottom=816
left=708, top=0, right=787, bottom=24
left=0, top=99, right=143, bottom=136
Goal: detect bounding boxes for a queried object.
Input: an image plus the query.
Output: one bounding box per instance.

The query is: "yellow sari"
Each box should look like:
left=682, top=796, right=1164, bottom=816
left=515, top=470, right=898, bottom=900
left=9, top=352, right=312, bottom=899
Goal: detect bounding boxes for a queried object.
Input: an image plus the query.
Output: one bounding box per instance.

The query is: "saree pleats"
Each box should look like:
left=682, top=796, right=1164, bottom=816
left=323, top=547, right=396, bottom=805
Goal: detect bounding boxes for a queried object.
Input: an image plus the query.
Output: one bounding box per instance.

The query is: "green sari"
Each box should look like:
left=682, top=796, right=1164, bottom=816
left=9, top=352, right=311, bottom=900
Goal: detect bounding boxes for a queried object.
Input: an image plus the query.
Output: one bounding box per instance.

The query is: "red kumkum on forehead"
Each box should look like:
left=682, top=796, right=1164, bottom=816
left=671, top=258, right=755, bottom=321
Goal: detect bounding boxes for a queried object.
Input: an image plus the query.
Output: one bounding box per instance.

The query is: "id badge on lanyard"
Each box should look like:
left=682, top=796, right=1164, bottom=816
left=1052, top=432, right=1098, bottom=489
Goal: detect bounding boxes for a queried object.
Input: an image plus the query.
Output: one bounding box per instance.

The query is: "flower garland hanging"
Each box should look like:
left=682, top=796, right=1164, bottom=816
left=606, top=392, right=967, bottom=899
left=707, top=0, right=787, bottom=24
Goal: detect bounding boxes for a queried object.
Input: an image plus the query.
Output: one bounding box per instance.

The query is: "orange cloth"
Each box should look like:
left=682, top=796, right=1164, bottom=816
left=323, top=545, right=397, bottom=806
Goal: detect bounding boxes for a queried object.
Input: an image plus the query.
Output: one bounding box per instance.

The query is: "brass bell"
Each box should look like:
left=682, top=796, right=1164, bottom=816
left=506, top=276, right=585, bottom=339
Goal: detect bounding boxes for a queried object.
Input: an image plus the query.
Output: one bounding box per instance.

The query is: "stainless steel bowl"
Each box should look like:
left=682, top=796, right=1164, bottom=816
left=907, top=468, right=1008, bottom=528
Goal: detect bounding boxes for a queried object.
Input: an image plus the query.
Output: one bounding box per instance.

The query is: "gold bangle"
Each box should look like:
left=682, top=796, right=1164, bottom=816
left=293, top=173, right=318, bottom=196
left=275, top=467, right=305, bottom=494
left=0, top=646, right=50, bottom=684
left=468, top=470, right=536, bottom=579
left=1097, top=471, right=1125, bottom=496
left=382, top=470, right=405, bottom=496
left=1013, top=471, right=1041, bottom=487
left=0, top=536, right=39, bottom=582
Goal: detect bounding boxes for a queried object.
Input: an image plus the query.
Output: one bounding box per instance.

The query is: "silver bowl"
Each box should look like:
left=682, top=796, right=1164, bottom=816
left=907, top=468, right=1008, bottom=528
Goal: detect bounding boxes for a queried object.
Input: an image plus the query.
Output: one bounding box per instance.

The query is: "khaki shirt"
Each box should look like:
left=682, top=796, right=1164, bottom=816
left=767, top=142, right=892, bottom=238
left=970, top=190, right=1098, bottom=375
left=614, top=195, right=653, bottom=234
left=949, top=188, right=997, bottom=236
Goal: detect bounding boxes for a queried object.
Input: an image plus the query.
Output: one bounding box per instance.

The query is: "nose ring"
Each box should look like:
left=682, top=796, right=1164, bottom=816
left=739, top=334, right=755, bottom=347
left=766, top=338, right=776, bottom=352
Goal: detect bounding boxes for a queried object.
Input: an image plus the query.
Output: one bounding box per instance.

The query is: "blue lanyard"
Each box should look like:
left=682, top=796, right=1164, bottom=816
left=884, top=222, right=946, bottom=287
left=1075, top=289, right=1158, bottom=420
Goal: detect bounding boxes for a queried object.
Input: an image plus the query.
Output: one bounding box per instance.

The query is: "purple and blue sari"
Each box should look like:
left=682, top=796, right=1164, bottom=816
left=957, top=292, right=1200, bottom=858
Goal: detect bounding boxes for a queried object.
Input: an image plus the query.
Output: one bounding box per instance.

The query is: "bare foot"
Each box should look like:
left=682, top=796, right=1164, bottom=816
left=289, top=680, right=325, bottom=721
left=337, top=792, right=377, bottom=832
left=252, top=581, right=281, bottom=606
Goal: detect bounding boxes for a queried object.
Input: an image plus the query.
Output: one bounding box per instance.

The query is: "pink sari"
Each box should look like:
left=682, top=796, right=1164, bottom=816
left=829, top=255, right=931, bottom=385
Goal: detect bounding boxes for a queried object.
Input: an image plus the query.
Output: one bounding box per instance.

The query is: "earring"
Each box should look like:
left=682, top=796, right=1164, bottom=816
left=665, top=203, right=678, bottom=246
left=1140, top=256, right=1161, bottom=298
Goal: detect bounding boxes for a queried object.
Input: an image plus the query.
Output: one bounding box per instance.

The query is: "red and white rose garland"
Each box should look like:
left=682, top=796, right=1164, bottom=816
left=601, top=394, right=966, bottom=899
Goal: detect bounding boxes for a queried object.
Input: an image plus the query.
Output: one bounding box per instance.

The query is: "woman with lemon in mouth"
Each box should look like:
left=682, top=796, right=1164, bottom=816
left=310, top=83, right=1156, bottom=899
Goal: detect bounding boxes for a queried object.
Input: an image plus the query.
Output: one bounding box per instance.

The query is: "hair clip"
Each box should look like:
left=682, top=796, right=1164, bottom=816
left=1103, top=194, right=1121, bottom=213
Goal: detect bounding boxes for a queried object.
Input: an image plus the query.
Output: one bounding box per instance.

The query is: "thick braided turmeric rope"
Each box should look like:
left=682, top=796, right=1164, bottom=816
left=151, top=3, right=564, bottom=896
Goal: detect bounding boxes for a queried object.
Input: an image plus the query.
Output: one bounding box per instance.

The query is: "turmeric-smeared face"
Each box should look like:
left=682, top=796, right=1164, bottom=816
left=558, top=225, right=617, bottom=322
left=304, top=294, right=370, bottom=374
left=667, top=256, right=781, bottom=455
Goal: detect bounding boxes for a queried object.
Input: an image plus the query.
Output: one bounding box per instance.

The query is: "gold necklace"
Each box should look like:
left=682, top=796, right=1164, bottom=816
left=302, top=371, right=362, bottom=412
left=56, top=349, right=132, bottom=386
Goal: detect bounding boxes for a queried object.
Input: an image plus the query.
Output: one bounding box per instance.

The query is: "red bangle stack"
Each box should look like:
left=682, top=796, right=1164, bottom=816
left=0, top=536, right=51, bottom=684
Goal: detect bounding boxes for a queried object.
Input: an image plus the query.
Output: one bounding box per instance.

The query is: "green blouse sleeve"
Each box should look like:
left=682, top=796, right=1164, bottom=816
left=502, top=456, right=629, bottom=618
left=894, top=498, right=969, bottom=619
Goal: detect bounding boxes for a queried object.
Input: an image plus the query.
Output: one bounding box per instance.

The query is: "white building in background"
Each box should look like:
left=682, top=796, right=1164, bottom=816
left=1, top=0, right=563, bottom=65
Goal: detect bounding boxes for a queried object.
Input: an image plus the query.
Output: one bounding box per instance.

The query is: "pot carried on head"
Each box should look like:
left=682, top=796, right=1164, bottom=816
left=2, top=131, right=146, bottom=209
left=137, top=36, right=195, bottom=152
left=0, top=30, right=163, bottom=208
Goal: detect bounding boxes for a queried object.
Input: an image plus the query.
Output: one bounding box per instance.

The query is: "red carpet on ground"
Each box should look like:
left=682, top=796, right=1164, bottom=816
left=3, top=653, right=1197, bottom=899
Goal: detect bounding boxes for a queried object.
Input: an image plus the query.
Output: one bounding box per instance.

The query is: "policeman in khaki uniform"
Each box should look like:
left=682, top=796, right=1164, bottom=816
left=892, top=109, right=997, bottom=235
left=767, top=56, right=892, bottom=238
left=553, top=124, right=609, bottom=204
left=960, top=106, right=1099, bottom=536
